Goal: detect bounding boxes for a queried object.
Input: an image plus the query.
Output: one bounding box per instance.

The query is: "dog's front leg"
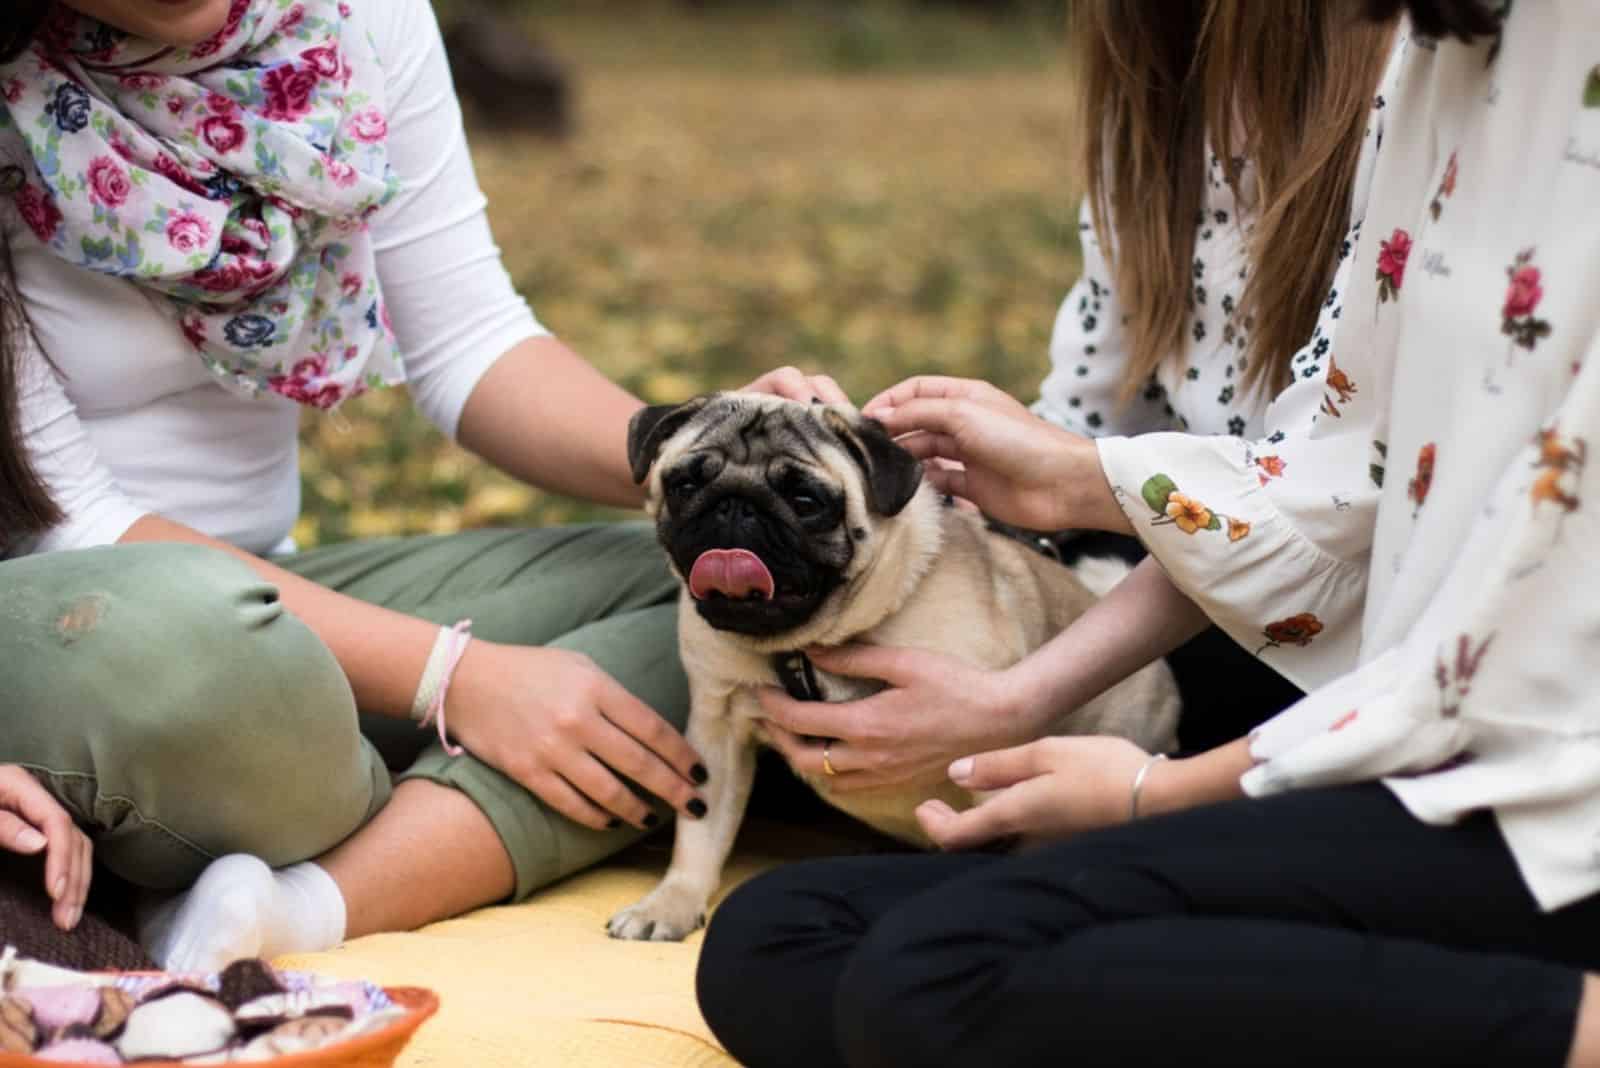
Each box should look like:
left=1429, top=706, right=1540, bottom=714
left=606, top=689, right=758, bottom=942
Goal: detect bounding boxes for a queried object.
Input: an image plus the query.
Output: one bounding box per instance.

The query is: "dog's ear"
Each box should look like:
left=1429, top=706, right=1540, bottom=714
left=628, top=397, right=710, bottom=484
left=821, top=409, right=922, bottom=516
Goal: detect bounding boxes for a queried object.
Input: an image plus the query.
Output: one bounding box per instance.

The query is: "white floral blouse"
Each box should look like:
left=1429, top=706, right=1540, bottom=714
left=1036, top=42, right=1401, bottom=693
left=1231, top=3, right=1600, bottom=912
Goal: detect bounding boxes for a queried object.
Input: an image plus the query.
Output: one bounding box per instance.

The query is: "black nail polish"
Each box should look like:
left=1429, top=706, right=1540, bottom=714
left=644, top=812, right=660, bottom=828
left=687, top=798, right=708, bottom=819
left=690, top=763, right=709, bottom=785
left=606, top=817, right=621, bottom=830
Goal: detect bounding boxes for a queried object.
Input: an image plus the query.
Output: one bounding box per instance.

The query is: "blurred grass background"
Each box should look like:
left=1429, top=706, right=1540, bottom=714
left=294, top=1, right=1081, bottom=548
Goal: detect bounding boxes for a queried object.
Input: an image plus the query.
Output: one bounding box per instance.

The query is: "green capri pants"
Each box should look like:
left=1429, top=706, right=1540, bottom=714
left=0, top=523, right=689, bottom=901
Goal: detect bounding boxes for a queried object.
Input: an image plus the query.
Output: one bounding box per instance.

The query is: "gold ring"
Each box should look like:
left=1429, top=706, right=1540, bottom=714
left=822, top=741, right=838, bottom=777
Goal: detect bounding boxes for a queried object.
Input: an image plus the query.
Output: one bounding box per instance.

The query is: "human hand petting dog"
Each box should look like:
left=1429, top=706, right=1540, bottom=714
left=757, top=644, right=1044, bottom=793
left=864, top=375, right=1131, bottom=535
left=449, top=642, right=708, bottom=832
left=0, top=765, right=92, bottom=930
left=740, top=366, right=851, bottom=406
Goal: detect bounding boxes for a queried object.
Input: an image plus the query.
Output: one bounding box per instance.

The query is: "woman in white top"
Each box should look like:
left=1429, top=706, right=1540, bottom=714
left=698, top=3, right=1600, bottom=1065
left=0, top=0, right=838, bottom=969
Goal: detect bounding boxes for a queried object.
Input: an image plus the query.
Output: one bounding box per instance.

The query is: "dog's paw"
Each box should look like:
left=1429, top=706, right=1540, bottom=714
left=606, top=883, right=708, bottom=942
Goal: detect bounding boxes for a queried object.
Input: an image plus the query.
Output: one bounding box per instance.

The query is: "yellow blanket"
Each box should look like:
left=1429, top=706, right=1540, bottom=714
left=277, top=821, right=868, bottom=1067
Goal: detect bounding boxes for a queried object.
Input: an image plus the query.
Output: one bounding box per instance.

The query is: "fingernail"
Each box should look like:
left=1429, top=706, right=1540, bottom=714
left=606, top=817, right=621, bottom=830
left=644, top=812, right=660, bottom=829
left=687, top=798, right=708, bottom=819
left=948, top=758, right=974, bottom=784
left=15, top=828, right=45, bottom=852
left=690, top=764, right=709, bottom=785
left=51, top=876, right=65, bottom=899
left=68, top=905, right=82, bottom=929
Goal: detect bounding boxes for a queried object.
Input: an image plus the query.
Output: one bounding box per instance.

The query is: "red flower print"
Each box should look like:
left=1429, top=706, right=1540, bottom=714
left=261, top=63, right=319, bottom=122
left=291, top=355, right=329, bottom=379
left=166, top=95, right=185, bottom=116
left=199, top=114, right=248, bottom=154
left=341, top=272, right=363, bottom=299
left=349, top=106, right=387, bottom=144
left=14, top=183, right=63, bottom=242
left=165, top=209, right=213, bottom=254
left=326, top=159, right=358, bottom=188
left=1329, top=710, right=1359, bottom=732
left=86, top=156, right=131, bottom=209
left=2, top=78, right=22, bottom=104
left=193, top=262, right=249, bottom=293
left=240, top=217, right=270, bottom=246
left=1407, top=442, right=1436, bottom=512
left=1430, top=151, right=1457, bottom=220
left=180, top=314, right=207, bottom=350
left=152, top=154, right=209, bottom=197
left=301, top=45, right=343, bottom=80
left=1375, top=228, right=1410, bottom=302
left=1503, top=266, right=1542, bottom=321
left=190, top=0, right=249, bottom=58
left=1498, top=248, right=1553, bottom=362
left=339, top=2, right=352, bottom=16
left=278, top=4, right=306, bottom=33
left=118, top=73, right=165, bottom=92
left=1257, top=613, right=1324, bottom=655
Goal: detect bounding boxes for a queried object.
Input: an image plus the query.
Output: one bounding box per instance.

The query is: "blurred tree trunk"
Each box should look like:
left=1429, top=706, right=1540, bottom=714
left=440, top=5, right=572, bottom=138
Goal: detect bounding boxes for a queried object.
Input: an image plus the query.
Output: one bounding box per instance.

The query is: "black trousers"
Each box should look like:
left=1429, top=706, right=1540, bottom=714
left=698, top=784, right=1597, bottom=1068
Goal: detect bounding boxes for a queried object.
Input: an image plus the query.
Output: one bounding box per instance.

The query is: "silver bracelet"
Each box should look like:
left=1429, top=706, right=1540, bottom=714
left=1128, top=753, right=1169, bottom=822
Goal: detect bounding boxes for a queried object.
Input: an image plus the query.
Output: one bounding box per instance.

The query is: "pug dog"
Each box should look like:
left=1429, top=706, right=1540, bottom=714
left=606, top=392, right=1180, bottom=942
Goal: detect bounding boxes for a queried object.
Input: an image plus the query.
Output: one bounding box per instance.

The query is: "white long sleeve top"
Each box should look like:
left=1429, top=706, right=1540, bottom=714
left=1232, top=3, right=1600, bottom=912
left=6, top=0, right=547, bottom=558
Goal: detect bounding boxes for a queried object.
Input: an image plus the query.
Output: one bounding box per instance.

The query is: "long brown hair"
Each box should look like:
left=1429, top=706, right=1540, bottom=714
left=1074, top=0, right=1396, bottom=404
left=1, top=0, right=62, bottom=546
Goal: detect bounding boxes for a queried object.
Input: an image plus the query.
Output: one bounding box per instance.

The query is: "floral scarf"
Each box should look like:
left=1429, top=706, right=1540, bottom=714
left=0, top=0, right=400, bottom=409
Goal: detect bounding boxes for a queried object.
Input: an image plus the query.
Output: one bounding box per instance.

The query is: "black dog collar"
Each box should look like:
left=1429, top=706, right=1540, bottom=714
left=773, top=651, right=825, bottom=702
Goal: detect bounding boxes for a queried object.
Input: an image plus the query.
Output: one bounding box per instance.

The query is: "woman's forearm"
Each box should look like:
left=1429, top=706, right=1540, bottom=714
left=120, top=514, right=436, bottom=718
left=1142, top=736, right=1255, bottom=815
left=1009, top=555, right=1209, bottom=732
left=456, top=336, right=645, bottom=509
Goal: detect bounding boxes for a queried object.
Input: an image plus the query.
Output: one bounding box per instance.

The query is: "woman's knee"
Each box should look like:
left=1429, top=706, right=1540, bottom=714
left=21, top=544, right=381, bottom=873
left=84, top=544, right=356, bottom=767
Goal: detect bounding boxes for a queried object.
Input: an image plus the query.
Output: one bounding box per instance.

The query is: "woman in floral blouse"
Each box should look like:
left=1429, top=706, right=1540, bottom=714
left=699, top=3, right=1600, bottom=1065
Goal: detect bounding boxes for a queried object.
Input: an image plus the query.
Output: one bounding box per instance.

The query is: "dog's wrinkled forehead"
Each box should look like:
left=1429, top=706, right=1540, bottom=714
left=627, top=391, right=922, bottom=516
left=677, top=396, right=834, bottom=469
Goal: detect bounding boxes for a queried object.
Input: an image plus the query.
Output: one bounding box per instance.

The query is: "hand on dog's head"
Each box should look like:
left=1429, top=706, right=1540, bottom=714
left=627, top=393, right=923, bottom=639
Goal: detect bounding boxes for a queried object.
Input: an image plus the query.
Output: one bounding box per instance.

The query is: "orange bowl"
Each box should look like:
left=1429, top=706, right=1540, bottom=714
left=0, top=986, right=439, bottom=1068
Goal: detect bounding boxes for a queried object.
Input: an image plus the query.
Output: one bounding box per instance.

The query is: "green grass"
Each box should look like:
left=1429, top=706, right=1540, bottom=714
left=294, top=4, right=1082, bottom=547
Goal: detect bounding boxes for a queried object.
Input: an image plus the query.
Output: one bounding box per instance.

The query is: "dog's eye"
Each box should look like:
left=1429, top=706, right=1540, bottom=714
left=789, top=492, right=823, bottom=518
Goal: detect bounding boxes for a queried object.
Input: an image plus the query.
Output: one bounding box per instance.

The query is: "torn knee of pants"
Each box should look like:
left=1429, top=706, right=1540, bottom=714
left=55, top=593, right=110, bottom=644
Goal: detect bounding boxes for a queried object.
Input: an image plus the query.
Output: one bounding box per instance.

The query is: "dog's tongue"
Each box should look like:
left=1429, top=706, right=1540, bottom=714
left=689, top=549, right=776, bottom=601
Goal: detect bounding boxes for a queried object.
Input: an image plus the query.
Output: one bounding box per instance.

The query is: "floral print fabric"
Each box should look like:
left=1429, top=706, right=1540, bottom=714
left=1241, top=3, right=1600, bottom=912
left=1057, top=39, right=1406, bottom=694
left=0, top=0, right=400, bottom=408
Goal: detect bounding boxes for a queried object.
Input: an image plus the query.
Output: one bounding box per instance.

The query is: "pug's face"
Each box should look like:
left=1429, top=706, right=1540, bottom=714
left=627, top=393, right=923, bottom=639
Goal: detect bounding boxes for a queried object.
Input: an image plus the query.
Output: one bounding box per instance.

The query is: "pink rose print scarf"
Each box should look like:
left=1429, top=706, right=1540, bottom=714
left=0, top=0, right=400, bottom=409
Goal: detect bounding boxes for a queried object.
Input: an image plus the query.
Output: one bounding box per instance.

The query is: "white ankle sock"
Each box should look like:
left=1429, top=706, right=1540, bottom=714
left=138, top=855, right=347, bottom=974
